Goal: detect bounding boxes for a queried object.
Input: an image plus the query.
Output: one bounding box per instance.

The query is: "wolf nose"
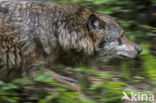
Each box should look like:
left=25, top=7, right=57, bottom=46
left=136, top=45, right=142, bottom=54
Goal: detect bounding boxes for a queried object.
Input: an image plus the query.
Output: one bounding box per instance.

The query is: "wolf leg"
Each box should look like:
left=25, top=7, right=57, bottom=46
left=43, top=69, right=81, bottom=91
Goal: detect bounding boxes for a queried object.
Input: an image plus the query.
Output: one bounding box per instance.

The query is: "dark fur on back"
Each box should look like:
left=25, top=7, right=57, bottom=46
left=0, top=0, right=101, bottom=80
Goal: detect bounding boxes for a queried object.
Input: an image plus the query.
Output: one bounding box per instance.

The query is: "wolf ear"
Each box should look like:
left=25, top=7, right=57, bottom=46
left=88, top=14, right=102, bottom=30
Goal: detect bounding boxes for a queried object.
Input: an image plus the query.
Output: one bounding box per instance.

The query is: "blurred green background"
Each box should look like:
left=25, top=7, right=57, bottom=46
left=0, top=0, right=156, bottom=103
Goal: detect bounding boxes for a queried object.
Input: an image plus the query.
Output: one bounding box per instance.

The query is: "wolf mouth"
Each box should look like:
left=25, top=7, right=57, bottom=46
left=119, top=54, right=131, bottom=59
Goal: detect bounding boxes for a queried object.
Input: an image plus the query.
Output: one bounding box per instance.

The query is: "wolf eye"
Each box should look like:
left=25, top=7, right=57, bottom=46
left=120, top=34, right=125, bottom=38
left=118, top=34, right=124, bottom=45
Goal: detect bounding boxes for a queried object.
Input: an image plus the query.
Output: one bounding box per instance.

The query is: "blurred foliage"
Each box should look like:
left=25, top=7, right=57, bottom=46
left=0, top=0, right=156, bottom=103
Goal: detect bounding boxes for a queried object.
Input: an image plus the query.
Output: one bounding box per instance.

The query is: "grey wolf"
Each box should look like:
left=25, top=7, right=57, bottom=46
left=0, top=0, right=142, bottom=87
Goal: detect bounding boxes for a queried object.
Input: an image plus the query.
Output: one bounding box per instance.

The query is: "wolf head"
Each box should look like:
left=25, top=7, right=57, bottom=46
left=87, top=14, right=142, bottom=59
